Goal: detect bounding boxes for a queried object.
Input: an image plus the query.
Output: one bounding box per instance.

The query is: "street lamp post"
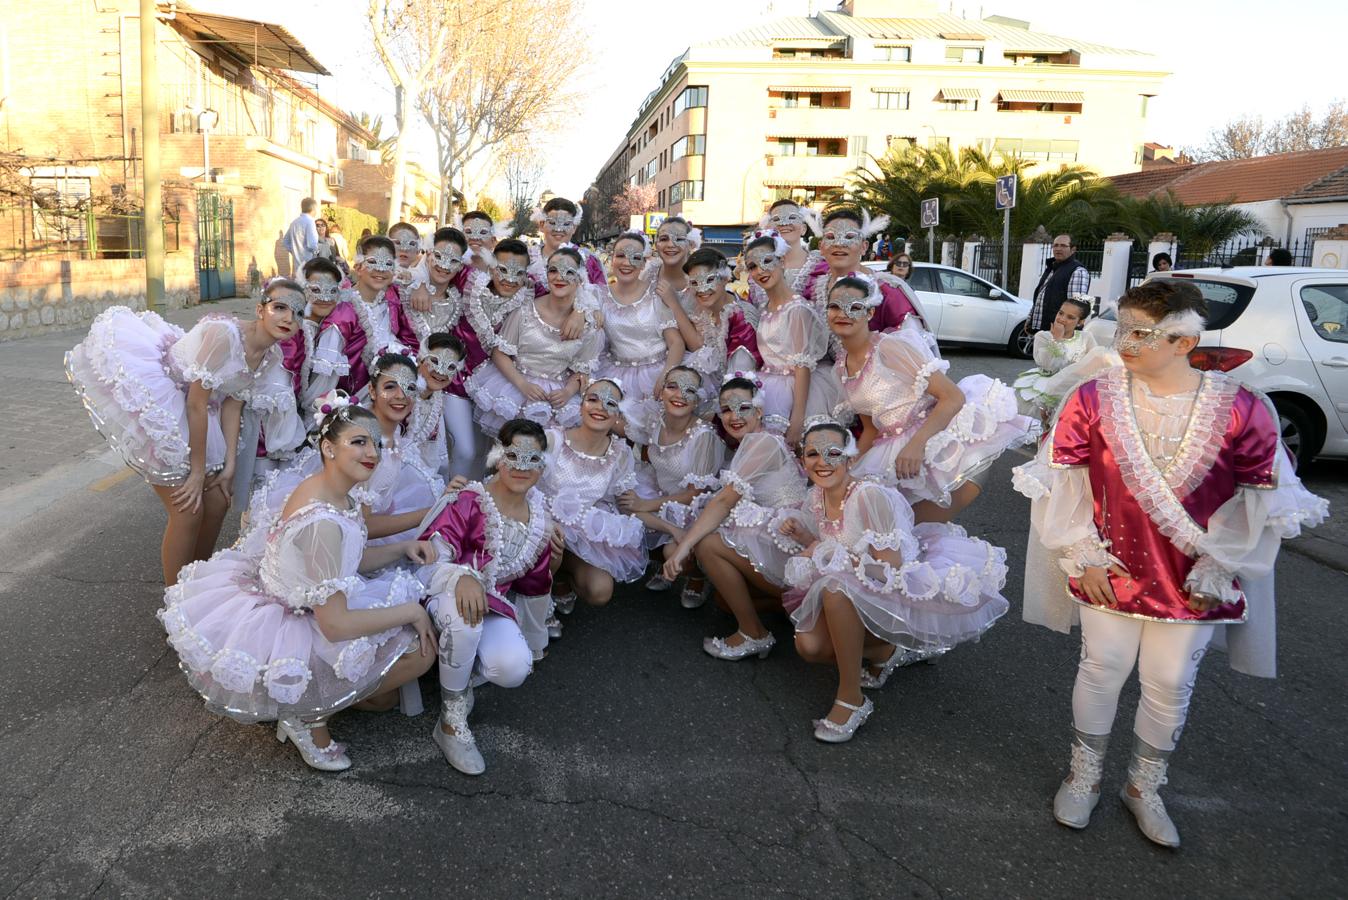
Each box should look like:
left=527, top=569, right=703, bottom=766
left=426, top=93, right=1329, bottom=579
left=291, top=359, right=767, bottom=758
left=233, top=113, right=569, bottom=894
left=197, top=108, right=218, bottom=183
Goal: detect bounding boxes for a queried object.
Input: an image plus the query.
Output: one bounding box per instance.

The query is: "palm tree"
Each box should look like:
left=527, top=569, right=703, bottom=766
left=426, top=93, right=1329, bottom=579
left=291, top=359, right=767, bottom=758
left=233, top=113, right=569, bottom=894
left=346, top=110, right=398, bottom=158
left=1115, top=190, right=1261, bottom=255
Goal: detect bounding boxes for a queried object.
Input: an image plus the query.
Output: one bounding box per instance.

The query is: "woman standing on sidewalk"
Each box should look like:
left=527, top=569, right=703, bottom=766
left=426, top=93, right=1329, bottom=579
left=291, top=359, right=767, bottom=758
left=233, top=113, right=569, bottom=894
left=65, top=280, right=308, bottom=585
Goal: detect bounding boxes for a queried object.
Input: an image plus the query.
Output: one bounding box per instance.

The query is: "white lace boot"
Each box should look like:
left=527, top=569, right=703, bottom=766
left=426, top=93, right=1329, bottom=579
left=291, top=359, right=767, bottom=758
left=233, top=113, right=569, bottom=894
left=1121, top=740, right=1181, bottom=848
left=1053, top=731, right=1108, bottom=829
left=432, top=686, right=485, bottom=776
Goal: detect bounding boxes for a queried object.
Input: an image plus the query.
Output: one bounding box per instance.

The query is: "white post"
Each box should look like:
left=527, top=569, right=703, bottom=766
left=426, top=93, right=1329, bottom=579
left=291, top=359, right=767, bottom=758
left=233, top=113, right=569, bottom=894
left=1099, top=232, right=1133, bottom=313
left=1311, top=224, right=1348, bottom=268
left=961, top=239, right=981, bottom=273
left=941, top=240, right=957, bottom=267
left=1147, top=232, right=1178, bottom=273
left=1019, top=239, right=1049, bottom=300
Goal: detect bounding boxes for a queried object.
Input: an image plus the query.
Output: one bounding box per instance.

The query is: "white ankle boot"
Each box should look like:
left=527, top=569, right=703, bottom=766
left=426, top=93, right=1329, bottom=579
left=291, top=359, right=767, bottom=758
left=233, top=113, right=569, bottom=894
left=1122, top=753, right=1181, bottom=848
left=433, top=687, right=485, bottom=776
left=1053, top=739, right=1105, bottom=829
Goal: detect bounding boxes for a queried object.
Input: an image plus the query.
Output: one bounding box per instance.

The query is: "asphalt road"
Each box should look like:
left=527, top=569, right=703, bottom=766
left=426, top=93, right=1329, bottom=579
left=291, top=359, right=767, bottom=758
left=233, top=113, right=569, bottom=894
left=1, top=346, right=1343, bottom=899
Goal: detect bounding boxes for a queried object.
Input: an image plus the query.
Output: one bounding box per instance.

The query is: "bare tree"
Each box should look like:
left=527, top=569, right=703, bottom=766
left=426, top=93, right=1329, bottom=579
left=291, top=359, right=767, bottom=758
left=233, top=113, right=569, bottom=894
left=1189, top=100, right=1348, bottom=161
left=503, top=146, right=545, bottom=236
left=418, top=0, right=585, bottom=222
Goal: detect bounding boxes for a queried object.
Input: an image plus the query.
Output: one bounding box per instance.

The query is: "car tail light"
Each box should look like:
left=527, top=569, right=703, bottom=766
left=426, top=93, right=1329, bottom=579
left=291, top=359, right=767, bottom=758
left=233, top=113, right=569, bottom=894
left=1188, top=346, right=1253, bottom=371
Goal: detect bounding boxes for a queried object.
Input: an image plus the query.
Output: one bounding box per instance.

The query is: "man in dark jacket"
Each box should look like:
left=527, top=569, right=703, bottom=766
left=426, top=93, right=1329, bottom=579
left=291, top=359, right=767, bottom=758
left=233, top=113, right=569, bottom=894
left=1029, top=234, right=1091, bottom=332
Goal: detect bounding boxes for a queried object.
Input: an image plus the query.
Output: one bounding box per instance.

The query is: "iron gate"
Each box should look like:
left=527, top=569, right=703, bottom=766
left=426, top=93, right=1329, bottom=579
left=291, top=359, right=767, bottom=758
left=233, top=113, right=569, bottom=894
left=196, top=190, right=236, bottom=301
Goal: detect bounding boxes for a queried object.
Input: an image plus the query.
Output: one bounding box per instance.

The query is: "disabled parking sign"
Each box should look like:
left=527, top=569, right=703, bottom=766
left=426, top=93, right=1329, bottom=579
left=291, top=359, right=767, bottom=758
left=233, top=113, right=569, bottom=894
left=920, top=197, right=939, bottom=228
left=995, top=174, right=1017, bottom=210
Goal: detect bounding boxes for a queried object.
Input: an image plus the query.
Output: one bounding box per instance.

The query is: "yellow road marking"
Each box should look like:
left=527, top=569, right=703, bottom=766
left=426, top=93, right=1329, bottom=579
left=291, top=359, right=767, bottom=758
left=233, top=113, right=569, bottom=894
left=89, top=467, right=136, bottom=492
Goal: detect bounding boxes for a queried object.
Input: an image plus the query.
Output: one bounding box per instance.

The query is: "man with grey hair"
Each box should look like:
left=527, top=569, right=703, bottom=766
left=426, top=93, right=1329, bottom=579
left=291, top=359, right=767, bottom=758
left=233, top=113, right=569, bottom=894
left=283, top=197, right=320, bottom=274
left=1029, top=233, right=1090, bottom=333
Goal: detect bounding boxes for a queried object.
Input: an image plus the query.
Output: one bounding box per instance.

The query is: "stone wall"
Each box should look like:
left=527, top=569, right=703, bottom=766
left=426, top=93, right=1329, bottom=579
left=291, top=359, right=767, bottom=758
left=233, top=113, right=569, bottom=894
left=0, top=254, right=198, bottom=342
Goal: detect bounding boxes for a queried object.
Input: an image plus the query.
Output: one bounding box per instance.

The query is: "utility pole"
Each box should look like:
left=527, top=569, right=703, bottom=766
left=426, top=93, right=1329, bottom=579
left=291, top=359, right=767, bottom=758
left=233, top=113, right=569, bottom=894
left=139, top=0, right=165, bottom=313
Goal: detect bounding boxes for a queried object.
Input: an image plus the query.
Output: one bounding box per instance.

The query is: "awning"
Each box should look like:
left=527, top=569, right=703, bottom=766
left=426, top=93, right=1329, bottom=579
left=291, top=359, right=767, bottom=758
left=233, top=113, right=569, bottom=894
left=871, top=87, right=910, bottom=93
left=940, top=32, right=986, bottom=40
left=763, top=179, right=846, bottom=188
left=937, top=87, right=981, bottom=101
left=767, top=134, right=848, bottom=141
left=997, top=89, right=1084, bottom=103
left=768, top=85, right=851, bottom=93
left=167, top=8, right=330, bottom=75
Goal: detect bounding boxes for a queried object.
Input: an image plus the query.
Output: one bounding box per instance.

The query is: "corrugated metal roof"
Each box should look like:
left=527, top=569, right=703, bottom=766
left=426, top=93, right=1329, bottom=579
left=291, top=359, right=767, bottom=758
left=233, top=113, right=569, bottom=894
left=937, top=87, right=981, bottom=100
left=167, top=7, right=330, bottom=75
left=998, top=89, right=1084, bottom=103
left=703, top=10, right=1154, bottom=58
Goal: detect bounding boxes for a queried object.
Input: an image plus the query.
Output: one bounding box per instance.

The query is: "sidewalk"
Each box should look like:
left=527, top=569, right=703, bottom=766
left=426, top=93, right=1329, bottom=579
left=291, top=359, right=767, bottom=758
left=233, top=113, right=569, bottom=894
left=0, top=296, right=256, bottom=527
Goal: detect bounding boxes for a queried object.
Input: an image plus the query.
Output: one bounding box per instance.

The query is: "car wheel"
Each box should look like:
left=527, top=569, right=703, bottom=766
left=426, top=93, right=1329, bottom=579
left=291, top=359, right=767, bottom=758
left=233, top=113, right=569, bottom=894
left=1273, top=400, right=1316, bottom=472
left=1007, top=321, right=1033, bottom=359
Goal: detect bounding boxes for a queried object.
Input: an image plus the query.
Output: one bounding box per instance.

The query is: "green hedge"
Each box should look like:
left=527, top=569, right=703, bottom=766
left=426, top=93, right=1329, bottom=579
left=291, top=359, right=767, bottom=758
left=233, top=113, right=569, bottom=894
left=321, top=205, right=382, bottom=260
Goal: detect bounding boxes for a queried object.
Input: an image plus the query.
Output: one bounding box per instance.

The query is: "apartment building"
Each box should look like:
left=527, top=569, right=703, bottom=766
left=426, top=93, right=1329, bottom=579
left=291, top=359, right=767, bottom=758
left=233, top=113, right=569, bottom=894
left=594, top=0, right=1167, bottom=241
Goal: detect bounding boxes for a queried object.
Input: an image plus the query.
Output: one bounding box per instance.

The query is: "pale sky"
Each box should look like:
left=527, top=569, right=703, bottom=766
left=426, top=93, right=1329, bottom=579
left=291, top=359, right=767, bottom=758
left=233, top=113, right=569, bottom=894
left=210, top=0, right=1345, bottom=200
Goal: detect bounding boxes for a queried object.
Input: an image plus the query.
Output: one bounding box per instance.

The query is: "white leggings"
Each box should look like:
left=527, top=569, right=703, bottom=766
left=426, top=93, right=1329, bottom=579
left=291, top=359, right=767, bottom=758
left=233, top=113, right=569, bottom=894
left=1073, top=606, right=1215, bottom=751
left=426, top=594, right=532, bottom=693
left=444, top=395, right=479, bottom=479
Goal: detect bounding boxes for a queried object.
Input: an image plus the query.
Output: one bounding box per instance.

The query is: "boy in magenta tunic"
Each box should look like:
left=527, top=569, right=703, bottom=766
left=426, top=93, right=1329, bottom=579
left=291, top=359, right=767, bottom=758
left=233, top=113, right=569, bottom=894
left=1013, top=281, right=1326, bottom=847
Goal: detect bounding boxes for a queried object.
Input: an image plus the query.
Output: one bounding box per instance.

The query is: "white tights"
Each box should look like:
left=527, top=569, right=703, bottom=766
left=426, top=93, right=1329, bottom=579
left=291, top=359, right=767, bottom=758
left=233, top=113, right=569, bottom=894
left=444, top=395, right=479, bottom=479
left=426, top=594, right=532, bottom=693
left=1073, top=606, right=1215, bottom=751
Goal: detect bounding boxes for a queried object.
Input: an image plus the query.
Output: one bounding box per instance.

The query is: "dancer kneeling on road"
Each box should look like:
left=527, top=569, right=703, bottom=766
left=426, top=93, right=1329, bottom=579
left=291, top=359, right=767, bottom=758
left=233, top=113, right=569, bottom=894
left=536, top=379, right=648, bottom=635
left=158, top=402, right=437, bottom=772
left=777, top=419, right=1008, bottom=743
left=662, top=375, right=808, bottom=660
left=417, top=418, right=563, bottom=775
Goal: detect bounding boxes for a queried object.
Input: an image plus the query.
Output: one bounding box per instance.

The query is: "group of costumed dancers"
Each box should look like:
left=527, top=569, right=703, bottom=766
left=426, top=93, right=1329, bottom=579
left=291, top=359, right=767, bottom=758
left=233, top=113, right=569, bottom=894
left=65, top=195, right=1327, bottom=849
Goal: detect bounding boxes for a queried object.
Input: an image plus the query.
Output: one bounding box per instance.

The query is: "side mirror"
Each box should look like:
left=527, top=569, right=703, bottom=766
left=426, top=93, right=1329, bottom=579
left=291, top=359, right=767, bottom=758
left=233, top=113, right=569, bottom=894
left=988, top=288, right=1003, bottom=299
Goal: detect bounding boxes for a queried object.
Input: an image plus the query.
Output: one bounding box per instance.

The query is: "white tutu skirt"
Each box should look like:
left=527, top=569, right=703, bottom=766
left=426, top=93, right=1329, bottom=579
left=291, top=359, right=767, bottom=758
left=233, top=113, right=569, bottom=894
left=759, top=367, right=848, bottom=433
left=854, top=374, right=1032, bottom=506
left=784, top=522, right=1009, bottom=648
left=690, top=492, right=798, bottom=587
left=65, top=306, right=225, bottom=486
left=549, top=491, right=648, bottom=582
left=633, top=465, right=699, bottom=549
left=465, top=362, right=582, bottom=434
left=594, top=359, right=666, bottom=405
left=159, top=554, right=421, bottom=723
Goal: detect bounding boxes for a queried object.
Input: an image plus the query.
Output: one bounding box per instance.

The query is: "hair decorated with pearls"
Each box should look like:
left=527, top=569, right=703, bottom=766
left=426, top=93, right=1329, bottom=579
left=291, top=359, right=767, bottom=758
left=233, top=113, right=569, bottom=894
left=312, top=389, right=382, bottom=450
left=719, top=370, right=766, bottom=408
left=801, top=415, right=859, bottom=458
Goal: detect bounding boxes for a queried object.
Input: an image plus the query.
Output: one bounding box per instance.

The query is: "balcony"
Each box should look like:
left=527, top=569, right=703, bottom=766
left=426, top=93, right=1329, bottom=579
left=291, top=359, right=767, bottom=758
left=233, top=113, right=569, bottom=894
left=761, top=155, right=853, bottom=185
left=766, top=105, right=851, bottom=134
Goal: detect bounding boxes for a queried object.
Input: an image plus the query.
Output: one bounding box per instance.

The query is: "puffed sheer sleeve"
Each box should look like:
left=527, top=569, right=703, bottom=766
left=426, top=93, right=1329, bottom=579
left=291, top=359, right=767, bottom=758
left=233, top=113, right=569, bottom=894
left=778, top=302, right=828, bottom=368
left=282, top=516, right=360, bottom=610
left=312, top=322, right=349, bottom=383
left=607, top=442, right=639, bottom=498
left=568, top=324, right=603, bottom=376
left=172, top=318, right=244, bottom=390
left=873, top=330, right=949, bottom=391
left=1031, top=330, right=1060, bottom=370
left=680, top=427, right=726, bottom=491
left=494, top=307, right=524, bottom=358
left=848, top=481, right=919, bottom=560
left=719, top=432, right=790, bottom=503
left=1012, top=384, right=1119, bottom=574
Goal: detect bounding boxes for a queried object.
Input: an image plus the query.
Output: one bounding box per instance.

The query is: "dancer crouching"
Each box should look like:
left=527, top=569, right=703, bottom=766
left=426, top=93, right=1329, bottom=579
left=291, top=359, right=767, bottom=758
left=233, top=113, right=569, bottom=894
left=158, top=403, right=436, bottom=772
left=662, top=376, right=807, bottom=659
left=1013, top=280, right=1327, bottom=846
left=779, top=419, right=1008, bottom=742
left=417, top=419, right=563, bottom=774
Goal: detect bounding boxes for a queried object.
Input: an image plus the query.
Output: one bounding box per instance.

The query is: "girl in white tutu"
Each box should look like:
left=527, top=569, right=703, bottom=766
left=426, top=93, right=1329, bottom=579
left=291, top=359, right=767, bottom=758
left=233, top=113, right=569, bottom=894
left=617, top=367, right=727, bottom=604
left=158, top=402, right=438, bottom=772
left=527, top=197, right=608, bottom=293
left=416, top=419, right=564, bottom=775
left=537, top=379, right=647, bottom=632
left=662, top=376, right=808, bottom=661
left=465, top=247, right=603, bottom=434
left=595, top=232, right=683, bottom=400
left=745, top=200, right=821, bottom=317
left=1013, top=296, right=1112, bottom=427
left=406, top=227, right=468, bottom=344
left=777, top=419, right=1009, bottom=743
left=829, top=276, right=1033, bottom=521
left=664, top=248, right=762, bottom=412
left=741, top=231, right=844, bottom=443
left=66, top=279, right=307, bottom=585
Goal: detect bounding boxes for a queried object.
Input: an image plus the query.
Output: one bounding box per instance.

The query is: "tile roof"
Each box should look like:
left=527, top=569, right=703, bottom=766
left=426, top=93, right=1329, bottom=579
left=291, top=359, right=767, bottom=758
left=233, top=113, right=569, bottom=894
left=1285, top=163, right=1348, bottom=202
left=1107, top=147, right=1348, bottom=204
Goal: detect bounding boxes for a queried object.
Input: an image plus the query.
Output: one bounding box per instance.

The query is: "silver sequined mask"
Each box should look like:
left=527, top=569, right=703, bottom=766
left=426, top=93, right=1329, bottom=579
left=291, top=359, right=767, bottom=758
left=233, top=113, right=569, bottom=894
left=656, top=231, right=690, bottom=248
left=665, top=372, right=701, bottom=402
left=821, top=227, right=864, bottom=249
left=269, top=290, right=306, bottom=316
left=547, top=261, right=584, bottom=284
left=613, top=249, right=647, bottom=266
left=688, top=272, right=723, bottom=295
left=374, top=367, right=418, bottom=397
left=720, top=398, right=757, bottom=418
left=502, top=436, right=546, bottom=471
left=768, top=210, right=806, bottom=229
left=544, top=216, right=576, bottom=232
left=430, top=248, right=464, bottom=271
left=826, top=293, right=871, bottom=320
left=1114, top=313, right=1179, bottom=355
left=585, top=382, right=623, bottom=413
left=803, top=433, right=849, bottom=465
left=360, top=250, right=396, bottom=273
left=494, top=262, right=528, bottom=283
left=745, top=248, right=782, bottom=273
left=305, top=280, right=342, bottom=304
left=391, top=236, right=421, bottom=253
left=463, top=225, right=493, bottom=241
left=424, top=351, right=464, bottom=379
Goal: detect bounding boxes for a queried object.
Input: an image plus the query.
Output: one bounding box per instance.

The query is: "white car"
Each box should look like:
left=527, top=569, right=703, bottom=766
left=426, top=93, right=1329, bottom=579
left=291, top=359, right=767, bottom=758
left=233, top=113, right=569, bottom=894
left=865, top=261, right=1034, bottom=357
left=1083, top=267, right=1348, bottom=468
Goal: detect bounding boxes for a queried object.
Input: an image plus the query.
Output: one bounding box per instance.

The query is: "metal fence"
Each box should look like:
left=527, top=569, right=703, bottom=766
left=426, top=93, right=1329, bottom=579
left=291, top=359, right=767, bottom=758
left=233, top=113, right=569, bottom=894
left=971, top=239, right=1025, bottom=290
left=1175, top=234, right=1315, bottom=269
left=0, top=205, right=179, bottom=261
